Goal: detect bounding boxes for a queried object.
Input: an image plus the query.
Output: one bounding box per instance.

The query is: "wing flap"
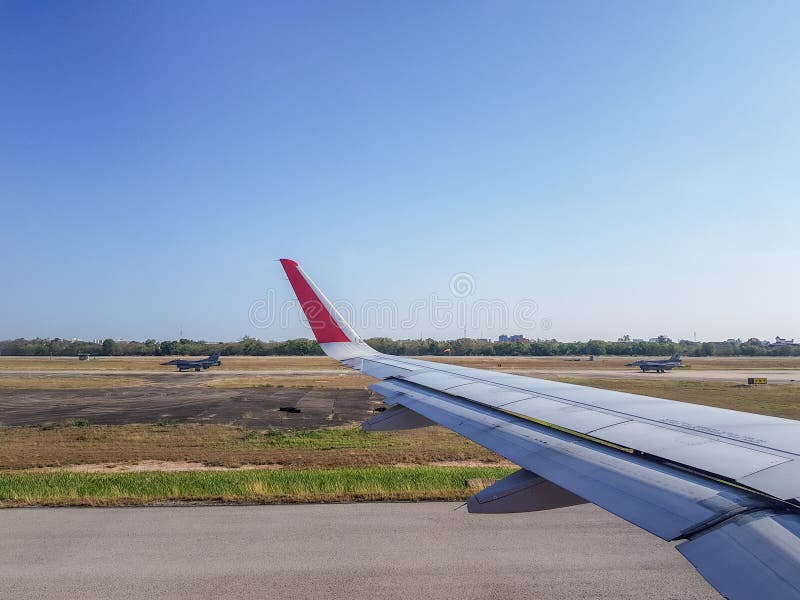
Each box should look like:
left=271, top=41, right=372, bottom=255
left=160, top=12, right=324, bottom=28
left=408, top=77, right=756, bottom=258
left=353, top=357, right=419, bottom=380
left=466, top=469, right=588, bottom=514
left=502, top=396, right=631, bottom=434
left=362, top=404, right=435, bottom=431
left=402, top=371, right=475, bottom=390
left=678, top=510, right=800, bottom=600
left=589, top=420, right=790, bottom=479
left=444, top=382, right=535, bottom=407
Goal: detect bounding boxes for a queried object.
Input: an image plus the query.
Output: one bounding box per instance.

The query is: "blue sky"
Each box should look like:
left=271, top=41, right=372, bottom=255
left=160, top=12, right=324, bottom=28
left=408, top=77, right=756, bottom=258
left=2, top=1, right=798, bottom=343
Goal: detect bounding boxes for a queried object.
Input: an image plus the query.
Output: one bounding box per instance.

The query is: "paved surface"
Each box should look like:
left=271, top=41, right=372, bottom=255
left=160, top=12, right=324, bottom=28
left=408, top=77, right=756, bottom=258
left=0, top=503, right=718, bottom=600
left=520, top=368, right=800, bottom=383
left=0, top=374, right=378, bottom=427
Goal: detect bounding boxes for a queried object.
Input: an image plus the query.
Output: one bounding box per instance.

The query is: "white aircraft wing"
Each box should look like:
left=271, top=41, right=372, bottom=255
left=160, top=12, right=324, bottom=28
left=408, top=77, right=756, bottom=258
left=280, top=258, right=800, bottom=600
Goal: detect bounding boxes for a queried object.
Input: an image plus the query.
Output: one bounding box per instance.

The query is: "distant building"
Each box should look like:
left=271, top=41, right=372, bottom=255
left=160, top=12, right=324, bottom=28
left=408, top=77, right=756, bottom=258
left=498, top=334, right=530, bottom=343
left=770, top=336, right=798, bottom=347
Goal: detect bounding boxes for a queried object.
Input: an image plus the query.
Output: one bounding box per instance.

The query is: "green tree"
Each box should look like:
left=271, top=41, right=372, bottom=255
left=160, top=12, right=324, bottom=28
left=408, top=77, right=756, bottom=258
left=700, top=342, right=715, bottom=356
left=159, top=340, right=178, bottom=355
left=101, top=338, right=117, bottom=356
left=586, top=340, right=607, bottom=355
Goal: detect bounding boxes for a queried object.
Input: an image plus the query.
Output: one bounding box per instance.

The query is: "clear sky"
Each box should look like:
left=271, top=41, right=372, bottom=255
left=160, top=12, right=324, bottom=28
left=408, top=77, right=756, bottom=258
left=2, top=1, right=798, bottom=343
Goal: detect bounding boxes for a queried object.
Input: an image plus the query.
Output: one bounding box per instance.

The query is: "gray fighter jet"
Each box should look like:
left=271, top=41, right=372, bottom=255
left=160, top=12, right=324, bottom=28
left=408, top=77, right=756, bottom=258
left=627, top=354, right=683, bottom=373
left=160, top=352, right=221, bottom=372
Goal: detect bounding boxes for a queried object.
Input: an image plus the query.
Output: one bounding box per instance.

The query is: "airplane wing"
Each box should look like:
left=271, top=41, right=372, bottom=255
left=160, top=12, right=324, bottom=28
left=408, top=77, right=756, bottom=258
left=279, top=258, right=800, bottom=600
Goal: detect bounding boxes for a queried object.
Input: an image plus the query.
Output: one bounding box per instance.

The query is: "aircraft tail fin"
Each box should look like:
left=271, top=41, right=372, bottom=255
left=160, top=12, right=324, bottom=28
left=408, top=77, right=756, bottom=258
left=279, top=259, right=377, bottom=361
left=208, top=352, right=220, bottom=361
left=671, top=354, right=682, bottom=361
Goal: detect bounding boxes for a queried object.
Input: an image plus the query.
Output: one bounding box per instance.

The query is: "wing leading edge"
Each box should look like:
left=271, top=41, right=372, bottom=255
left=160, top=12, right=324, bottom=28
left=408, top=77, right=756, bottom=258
left=279, top=258, right=800, bottom=600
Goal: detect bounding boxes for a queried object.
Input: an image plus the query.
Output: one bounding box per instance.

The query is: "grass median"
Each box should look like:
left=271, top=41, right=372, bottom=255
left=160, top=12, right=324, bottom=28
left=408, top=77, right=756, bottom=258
left=0, top=466, right=517, bottom=508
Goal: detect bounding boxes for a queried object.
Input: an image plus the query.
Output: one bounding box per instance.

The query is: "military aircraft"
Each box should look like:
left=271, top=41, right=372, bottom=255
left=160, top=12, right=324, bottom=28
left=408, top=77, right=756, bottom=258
left=627, top=354, right=683, bottom=373
left=279, top=258, right=800, bottom=600
left=160, top=352, right=221, bottom=372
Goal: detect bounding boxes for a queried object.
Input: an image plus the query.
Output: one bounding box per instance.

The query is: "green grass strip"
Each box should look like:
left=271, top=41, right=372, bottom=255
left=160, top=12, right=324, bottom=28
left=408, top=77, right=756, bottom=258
left=243, top=427, right=398, bottom=449
left=0, top=466, right=516, bottom=507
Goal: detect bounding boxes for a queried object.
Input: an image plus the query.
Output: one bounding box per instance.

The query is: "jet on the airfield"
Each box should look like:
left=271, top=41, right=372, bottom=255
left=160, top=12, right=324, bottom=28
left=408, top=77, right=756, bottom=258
left=279, top=258, right=800, bottom=600
left=627, top=354, right=683, bottom=373
left=160, top=352, right=221, bottom=372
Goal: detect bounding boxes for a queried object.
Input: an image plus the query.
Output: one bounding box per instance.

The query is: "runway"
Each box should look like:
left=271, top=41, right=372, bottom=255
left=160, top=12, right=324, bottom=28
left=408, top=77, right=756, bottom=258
left=0, top=503, right=718, bottom=599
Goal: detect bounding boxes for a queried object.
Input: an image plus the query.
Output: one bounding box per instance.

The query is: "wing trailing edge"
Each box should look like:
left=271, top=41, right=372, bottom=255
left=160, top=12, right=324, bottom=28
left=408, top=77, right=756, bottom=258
left=678, top=510, right=800, bottom=598
left=466, top=469, right=588, bottom=514
left=362, top=404, right=436, bottom=431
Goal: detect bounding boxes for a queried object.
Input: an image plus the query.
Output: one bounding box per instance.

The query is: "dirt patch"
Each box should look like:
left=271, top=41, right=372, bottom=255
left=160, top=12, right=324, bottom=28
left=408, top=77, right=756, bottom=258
left=205, top=373, right=373, bottom=389
left=0, top=376, right=142, bottom=390
left=0, top=381, right=382, bottom=427
left=29, top=458, right=512, bottom=473
left=31, top=460, right=286, bottom=473
left=394, top=460, right=513, bottom=468
left=0, top=424, right=502, bottom=471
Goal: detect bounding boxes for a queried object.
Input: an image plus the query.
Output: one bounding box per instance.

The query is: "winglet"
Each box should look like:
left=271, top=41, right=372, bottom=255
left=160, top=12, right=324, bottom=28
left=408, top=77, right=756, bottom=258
left=279, top=259, right=377, bottom=361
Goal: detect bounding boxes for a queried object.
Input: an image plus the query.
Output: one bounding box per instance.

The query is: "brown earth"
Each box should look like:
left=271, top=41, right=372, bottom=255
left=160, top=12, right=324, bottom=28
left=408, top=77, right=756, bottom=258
left=0, top=424, right=507, bottom=471
left=0, top=383, right=378, bottom=428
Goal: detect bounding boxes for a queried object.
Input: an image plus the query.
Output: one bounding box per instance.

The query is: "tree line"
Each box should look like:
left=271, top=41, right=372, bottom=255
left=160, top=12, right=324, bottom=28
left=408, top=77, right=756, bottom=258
left=1, top=337, right=798, bottom=357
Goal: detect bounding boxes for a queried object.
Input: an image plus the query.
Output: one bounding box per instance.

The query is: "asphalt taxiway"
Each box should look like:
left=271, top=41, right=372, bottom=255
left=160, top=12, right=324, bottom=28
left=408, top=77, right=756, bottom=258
left=0, top=373, right=379, bottom=427
left=0, top=503, right=718, bottom=599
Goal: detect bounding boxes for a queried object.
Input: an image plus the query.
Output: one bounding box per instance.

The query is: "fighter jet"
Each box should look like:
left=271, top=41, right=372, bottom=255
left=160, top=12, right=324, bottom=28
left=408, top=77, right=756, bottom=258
left=626, top=354, right=682, bottom=373
left=160, top=352, right=222, bottom=372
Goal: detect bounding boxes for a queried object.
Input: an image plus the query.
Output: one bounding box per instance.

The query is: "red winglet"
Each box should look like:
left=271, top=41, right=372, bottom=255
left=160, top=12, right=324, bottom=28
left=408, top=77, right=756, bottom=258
left=280, top=259, right=352, bottom=343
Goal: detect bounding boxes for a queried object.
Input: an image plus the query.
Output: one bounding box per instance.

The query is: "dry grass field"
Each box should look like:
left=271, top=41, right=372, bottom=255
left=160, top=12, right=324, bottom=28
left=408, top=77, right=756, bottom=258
left=0, top=424, right=506, bottom=471
left=0, top=376, right=142, bottom=390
